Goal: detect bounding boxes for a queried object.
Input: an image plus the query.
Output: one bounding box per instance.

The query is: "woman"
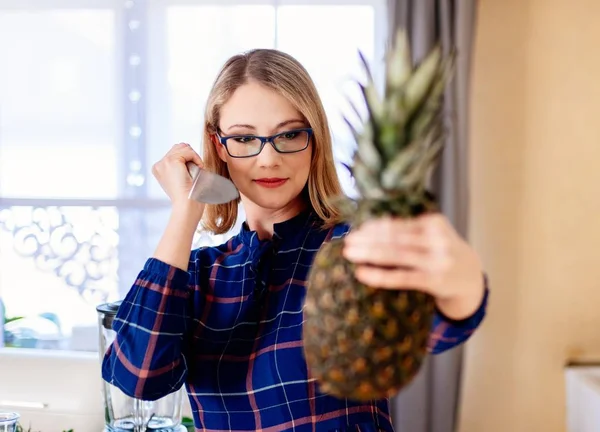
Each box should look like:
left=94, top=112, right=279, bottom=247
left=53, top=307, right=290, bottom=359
left=102, top=48, right=488, bottom=432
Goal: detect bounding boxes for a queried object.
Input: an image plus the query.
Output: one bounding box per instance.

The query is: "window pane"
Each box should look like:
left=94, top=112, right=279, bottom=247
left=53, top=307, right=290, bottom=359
left=147, top=5, right=276, bottom=199
left=0, top=205, right=120, bottom=351
left=0, top=203, right=238, bottom=351
left=167, top=5, right=275, bottom=128
left=277, top=5, right=377, bottom=194
left=0, top=9, right=119, bottom=199
left=0, top=8, right=121, bottom=352
left=1, top=141, right=118, bottom=198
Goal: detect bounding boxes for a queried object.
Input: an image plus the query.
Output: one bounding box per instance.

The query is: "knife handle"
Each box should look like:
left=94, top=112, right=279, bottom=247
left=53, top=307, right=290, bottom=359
left=186, top=161, right=200, bottom=179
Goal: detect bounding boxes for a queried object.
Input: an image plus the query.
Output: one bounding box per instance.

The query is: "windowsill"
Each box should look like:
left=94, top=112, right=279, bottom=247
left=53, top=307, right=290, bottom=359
left=0, top=346, right=97, bottom=359
left=0, top=347, right=104, bottom=431
left=0, top=347, right=194, bottom=429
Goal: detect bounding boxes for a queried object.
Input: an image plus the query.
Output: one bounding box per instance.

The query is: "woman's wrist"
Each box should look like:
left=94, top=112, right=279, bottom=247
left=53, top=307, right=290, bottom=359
left=171, top=201, right=205, bottom=225
left=435, top=275, right=485, bottom=321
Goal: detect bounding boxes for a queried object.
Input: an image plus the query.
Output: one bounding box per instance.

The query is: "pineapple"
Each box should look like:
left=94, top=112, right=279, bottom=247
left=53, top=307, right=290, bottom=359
left=302, top=29, right=456, bottom=401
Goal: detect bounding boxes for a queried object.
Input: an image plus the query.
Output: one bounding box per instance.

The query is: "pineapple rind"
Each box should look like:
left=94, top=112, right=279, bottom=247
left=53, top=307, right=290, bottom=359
left=302, top=29, right=456, bottom=401
left=304, top=239, right=436, bottom=401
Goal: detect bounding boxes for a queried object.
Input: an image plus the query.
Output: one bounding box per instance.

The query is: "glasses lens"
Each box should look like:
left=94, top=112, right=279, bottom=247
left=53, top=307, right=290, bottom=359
left=226, top=136, right=263, bottom=157
left=273, top=130, right=309, bottom=153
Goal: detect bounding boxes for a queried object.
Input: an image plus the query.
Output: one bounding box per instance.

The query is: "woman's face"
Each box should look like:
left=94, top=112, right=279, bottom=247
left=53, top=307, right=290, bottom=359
left=215, top=81, right=313, bottom=214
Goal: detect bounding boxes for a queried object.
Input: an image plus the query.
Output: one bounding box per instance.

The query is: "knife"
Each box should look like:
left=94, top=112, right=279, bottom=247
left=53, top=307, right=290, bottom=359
left=186, top=162, right=239, bottom=204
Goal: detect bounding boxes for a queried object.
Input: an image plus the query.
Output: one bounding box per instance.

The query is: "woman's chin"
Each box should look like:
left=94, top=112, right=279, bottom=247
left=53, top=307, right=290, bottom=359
left=253, top=198, right=294, bottom=210
left=243, top=191, right=301, bottom=211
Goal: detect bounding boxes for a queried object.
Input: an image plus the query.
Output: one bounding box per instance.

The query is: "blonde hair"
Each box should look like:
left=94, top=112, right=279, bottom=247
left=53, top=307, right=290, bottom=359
left=201, top=49, right=345, bottom=234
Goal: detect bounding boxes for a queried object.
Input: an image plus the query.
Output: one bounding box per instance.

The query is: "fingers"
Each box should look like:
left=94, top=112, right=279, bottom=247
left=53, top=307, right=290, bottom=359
left=149, top=143, right=208, bottom=204
left=342, top=214, right=468, bottom=299
left=343, top=214, right=455, bottom=282
left=343, top=243, right=452, bottom=273
left=353, top=265, right=437, bottom=292
left=345, top=229, right=432, bottom=252
left=153, top=143, right=203, bottom=174
left=173, top=143, right=204, bottom=169
left=345, top=215, right=451, bottom=254
left=189, top=151, right=204, bottom=169
left=168, top=143, right=203, bottom=165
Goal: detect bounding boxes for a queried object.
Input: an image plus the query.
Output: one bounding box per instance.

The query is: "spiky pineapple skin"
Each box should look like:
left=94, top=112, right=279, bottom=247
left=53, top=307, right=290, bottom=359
left=303, top=198, right=438, bottom=401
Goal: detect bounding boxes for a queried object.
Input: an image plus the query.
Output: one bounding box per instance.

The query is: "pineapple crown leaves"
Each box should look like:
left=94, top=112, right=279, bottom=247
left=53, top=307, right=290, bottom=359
left=343, top=29, right=457, bottom=201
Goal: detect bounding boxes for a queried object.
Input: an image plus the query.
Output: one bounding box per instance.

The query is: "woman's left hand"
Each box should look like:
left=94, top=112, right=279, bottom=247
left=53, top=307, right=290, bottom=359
left=343, top=213, right=485, bottom=321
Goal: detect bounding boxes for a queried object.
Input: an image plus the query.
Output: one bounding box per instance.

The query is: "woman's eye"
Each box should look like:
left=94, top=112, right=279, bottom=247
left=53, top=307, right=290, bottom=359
left=282, top=132, right=297, bottom=139
left=234, top=136, right=254, bottom=144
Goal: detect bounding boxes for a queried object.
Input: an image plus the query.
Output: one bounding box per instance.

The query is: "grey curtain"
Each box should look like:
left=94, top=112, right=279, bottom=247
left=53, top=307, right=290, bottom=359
left=386, top=1, right=479, bottom=432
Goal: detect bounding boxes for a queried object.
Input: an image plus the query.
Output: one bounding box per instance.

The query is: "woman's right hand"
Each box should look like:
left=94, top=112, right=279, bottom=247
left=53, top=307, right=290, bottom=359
left=152, top=143, right=205, bottom=214
left=151, top=143, right=206, bottom=269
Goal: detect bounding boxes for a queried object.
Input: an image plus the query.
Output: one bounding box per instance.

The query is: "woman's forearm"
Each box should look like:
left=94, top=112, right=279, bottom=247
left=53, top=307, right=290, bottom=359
left=153, top=203, right=204, bottom=271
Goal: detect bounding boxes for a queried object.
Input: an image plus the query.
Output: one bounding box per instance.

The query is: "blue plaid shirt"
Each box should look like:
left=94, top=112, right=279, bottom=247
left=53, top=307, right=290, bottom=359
left=102, top=210, right=488, bottom=432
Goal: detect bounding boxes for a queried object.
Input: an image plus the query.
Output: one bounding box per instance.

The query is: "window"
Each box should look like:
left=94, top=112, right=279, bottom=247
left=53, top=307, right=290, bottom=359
left=0, top=0, right=387, bottom=353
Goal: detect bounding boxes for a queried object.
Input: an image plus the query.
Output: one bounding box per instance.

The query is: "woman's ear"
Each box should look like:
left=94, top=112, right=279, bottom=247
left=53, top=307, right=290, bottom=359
left=213, top=134, right=228, bottom=163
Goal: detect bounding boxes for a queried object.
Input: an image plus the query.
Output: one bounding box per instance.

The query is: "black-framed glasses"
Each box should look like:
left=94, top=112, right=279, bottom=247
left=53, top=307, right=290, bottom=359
left=216, top=128, right=313, bottom=158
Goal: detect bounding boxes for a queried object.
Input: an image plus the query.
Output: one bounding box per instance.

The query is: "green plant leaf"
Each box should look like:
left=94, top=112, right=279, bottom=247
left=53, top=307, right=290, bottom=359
left=182, top=416, right=195, bottom=432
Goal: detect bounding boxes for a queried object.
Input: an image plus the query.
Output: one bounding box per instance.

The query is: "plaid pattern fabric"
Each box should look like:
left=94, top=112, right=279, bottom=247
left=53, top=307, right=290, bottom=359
left=102, top=210, right=488, bottom=432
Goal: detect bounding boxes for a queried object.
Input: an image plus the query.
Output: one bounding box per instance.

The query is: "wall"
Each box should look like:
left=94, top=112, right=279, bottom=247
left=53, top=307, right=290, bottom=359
left=459, top=0, right=600, bottom=431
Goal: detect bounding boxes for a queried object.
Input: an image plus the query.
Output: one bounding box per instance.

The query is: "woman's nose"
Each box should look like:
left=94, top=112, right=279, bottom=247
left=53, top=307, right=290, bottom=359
left=256, top=140, right=282, bottom=167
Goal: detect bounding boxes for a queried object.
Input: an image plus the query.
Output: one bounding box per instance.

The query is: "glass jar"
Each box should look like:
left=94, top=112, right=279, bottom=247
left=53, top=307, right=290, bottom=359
left=0, top=412, right=19, bottom=432
left=97, top=301, right=185, bottom=431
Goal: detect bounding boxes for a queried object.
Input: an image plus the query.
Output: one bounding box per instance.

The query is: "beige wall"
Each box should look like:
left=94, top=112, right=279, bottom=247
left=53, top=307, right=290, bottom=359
left=459, top=0, right=600, bottom=431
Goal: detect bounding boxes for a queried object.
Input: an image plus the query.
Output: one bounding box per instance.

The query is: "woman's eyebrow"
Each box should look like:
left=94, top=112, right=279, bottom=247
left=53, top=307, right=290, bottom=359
left=225, top=119, right=305, bottom=133
left=274, top=119, right=306, bottom=129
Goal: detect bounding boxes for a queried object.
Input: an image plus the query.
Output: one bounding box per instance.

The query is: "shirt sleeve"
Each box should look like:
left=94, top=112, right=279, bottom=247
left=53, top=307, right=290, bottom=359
left=427, top=273, right=490, bottom=354
left=101, top=256, right=196, bottom=401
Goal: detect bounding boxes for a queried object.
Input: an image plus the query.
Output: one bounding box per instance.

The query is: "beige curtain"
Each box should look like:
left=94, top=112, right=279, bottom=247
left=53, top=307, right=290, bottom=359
left=386, top=1, right=479, bottom=431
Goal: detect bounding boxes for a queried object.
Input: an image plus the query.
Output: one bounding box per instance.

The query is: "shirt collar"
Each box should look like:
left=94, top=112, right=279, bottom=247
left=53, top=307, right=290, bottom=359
left=237, top=207, right=319, bottom=248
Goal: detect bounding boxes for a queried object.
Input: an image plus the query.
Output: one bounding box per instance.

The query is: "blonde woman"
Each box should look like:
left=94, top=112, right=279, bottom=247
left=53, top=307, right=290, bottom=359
left=102, top=49, right=488, bottom=432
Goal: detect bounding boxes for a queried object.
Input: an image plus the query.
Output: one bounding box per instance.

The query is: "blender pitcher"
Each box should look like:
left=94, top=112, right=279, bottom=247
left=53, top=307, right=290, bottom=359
left=0, top=412, right=19, bottom=432
left=97, top=301, right=185, bottom=432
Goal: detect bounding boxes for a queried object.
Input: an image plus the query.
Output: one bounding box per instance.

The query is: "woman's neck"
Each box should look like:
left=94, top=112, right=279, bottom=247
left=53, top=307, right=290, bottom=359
left=242, top=197, right=308, bottom=241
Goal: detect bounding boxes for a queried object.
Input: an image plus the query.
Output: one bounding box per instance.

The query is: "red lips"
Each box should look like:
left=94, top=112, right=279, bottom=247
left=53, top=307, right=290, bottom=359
left=255, top=178, right=286, bottom=183
left=254, top=178, right=288, bottom=188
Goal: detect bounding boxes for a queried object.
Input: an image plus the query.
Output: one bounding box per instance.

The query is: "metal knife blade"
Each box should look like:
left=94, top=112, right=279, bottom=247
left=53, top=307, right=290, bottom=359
left=186, top=162, right=239, bottom=204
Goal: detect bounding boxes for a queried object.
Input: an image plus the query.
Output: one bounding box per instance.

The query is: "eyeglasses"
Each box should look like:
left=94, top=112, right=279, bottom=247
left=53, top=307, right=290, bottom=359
left=216, top=128, right=313, bottom=158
